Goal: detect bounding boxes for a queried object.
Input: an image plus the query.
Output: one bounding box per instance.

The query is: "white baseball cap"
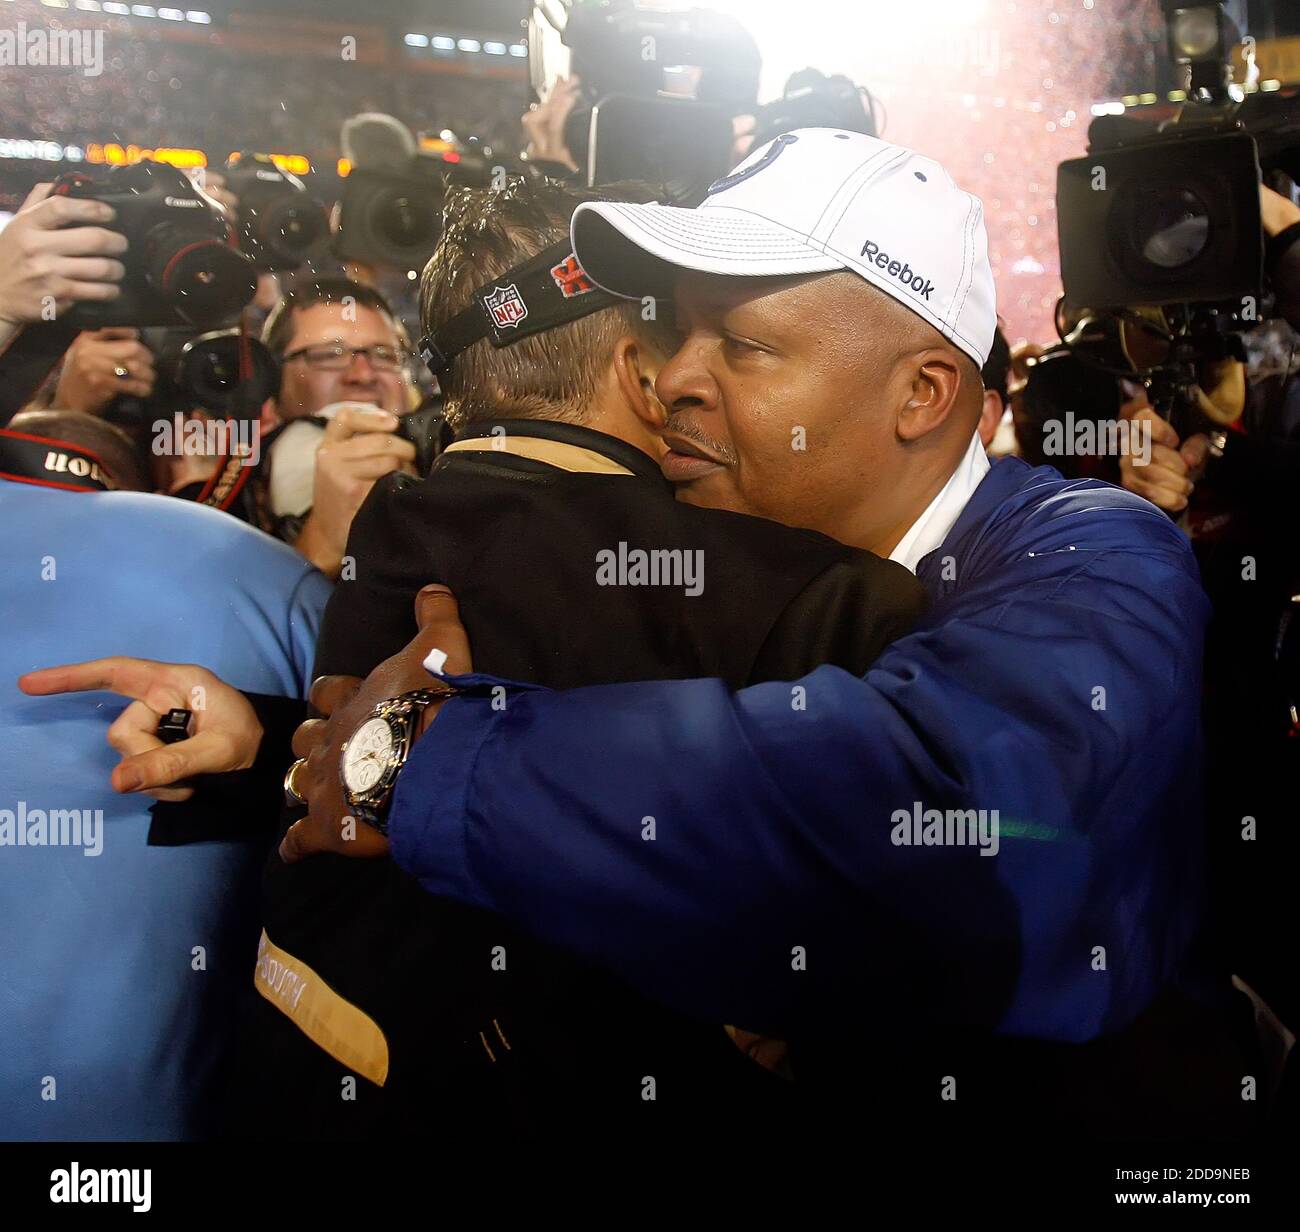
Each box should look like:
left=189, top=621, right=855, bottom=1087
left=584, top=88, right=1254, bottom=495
left=571, top=128, right=997, bottom=368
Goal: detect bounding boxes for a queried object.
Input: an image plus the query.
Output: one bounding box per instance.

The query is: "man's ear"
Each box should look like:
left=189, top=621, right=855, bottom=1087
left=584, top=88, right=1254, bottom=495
left=897, top=349, right=967, bottom=442
left=612, top=335, right=667, bottom=432
left=978, top=390, right=1003, bottom=448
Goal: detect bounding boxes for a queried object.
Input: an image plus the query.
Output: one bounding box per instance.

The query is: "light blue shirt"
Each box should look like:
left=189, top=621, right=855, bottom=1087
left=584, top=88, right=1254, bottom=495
left=0, top=483, right=330, bottom=1140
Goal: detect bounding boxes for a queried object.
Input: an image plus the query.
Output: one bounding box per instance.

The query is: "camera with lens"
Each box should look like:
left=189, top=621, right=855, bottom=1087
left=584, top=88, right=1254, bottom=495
left=92, top=327, right=279, bottom=453
left=333, top=160, right=445, bottom=270
left=1015, top=345, right=1127, bottom=478
left=166, top=328, right=279, bottom=424
left=333, top=114, right=463, bottom=272
left=1055, top=1, right=1300, bottom=426
left=1056, top=119, right=1272, bottom=316
left=393, top=399, right=448, bottom=478
left=51, top=161, right=258, bottom=330
left=529, top=2, right=874, bottom=191
left=749, top=69, right=876, bottom=149
left=531, top=0, right=757, bottom=187
left=223, top=152, right=328, bottom=271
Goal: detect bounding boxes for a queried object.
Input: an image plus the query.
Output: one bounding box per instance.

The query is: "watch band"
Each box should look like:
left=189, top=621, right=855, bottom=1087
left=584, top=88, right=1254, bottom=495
left=374, top=686, right=457, bottom=721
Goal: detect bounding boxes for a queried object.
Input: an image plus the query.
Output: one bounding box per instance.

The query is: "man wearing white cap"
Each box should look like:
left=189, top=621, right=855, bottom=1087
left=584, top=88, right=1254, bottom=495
left=291, top=131, right=1253, bottom=1138
left=568, top=127, right=998, bottom=572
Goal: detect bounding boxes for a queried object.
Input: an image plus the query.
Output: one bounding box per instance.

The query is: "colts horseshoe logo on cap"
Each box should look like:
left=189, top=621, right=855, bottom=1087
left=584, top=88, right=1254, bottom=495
left=706, top=133, right=800, bottom=197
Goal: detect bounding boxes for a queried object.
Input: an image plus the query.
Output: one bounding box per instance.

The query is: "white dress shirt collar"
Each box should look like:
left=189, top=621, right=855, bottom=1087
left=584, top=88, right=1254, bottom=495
left=888, top=431, right=990, bottom=574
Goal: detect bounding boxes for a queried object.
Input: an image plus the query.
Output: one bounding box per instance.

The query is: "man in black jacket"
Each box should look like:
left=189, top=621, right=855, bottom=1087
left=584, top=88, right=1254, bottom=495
left=223, top=180, right=928, bottom=1141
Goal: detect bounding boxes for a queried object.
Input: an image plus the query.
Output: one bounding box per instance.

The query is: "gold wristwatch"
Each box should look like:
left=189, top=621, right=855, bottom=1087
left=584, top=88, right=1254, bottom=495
left=339, top=687, right=455, bottom=833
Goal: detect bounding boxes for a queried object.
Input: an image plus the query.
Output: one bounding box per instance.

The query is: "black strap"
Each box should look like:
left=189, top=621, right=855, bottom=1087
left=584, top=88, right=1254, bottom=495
left=0, top=428, right=114, bottom=492
left=194, top=448, right=255, bottom=511
left=418, top=237, right=621, bottom=375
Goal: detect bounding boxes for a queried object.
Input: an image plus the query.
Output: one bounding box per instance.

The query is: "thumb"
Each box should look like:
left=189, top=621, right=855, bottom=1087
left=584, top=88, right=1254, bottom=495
left=325, top=406, right=398, bottom=441
left=1181, top=434, right=1211, bottom=477
left=111, top=733, right=225, bottom=792
left=413, top=584, right=473, bottom=676
left=278, top=816, right=314, bottom=864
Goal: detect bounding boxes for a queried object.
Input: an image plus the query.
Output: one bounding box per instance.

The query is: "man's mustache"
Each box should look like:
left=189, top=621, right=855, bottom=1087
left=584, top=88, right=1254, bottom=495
left=661, top=413, right=737, bottom=466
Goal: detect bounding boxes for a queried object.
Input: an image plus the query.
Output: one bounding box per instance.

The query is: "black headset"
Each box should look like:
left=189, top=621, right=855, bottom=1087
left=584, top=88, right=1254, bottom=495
left=418, top=237, right=621, bottom=375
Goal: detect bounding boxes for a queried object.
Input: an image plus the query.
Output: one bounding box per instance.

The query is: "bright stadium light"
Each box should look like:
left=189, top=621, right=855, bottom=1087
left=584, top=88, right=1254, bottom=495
left=159, top=7, right=184, bottom=18
left=509, top=43, right=527, bottom=57
left=404, top=33, right=429, bottom=47
left=103, top=2, right=130, bottom=12
left=707, top=0, right=992, bottom=100
left=130, top=4, right=157, bottom=15
left=185, top=9, right=211, bottom=22
left=457, top=39, right=482, bottom=53
left=484, top=41, right=507, bottom=55
left=432, top=35, right=456, bottom=50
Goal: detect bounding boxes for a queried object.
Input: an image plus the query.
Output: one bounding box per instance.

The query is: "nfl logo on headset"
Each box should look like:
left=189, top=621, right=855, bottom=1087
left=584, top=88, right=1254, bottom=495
left=484, top=283, right=528, bottom=329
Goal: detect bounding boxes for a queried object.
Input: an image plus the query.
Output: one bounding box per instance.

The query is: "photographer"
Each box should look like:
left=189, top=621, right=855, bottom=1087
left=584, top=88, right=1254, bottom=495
left=50, top=327, right=157, bottom=413
left=1120, top=186, right=1300, bottom=514
left=256, top=278, right=417, bottom=578
left=1118, top=183, right=1300, bottom=1032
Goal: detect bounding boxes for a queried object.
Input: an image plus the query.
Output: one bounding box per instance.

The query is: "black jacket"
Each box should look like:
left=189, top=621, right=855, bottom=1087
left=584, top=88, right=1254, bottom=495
left=236, top=419, right=925, bottom=1142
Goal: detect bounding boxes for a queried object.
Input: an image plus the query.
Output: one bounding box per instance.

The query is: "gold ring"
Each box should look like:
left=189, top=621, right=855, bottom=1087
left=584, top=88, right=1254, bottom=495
left=283, top=757, right=309, bottom=806
left=113, top=365, right=130, bottom=380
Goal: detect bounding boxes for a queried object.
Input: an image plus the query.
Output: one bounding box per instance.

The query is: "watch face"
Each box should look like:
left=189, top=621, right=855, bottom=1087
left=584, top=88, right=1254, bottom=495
left=342, top=716, right=396, bottom=797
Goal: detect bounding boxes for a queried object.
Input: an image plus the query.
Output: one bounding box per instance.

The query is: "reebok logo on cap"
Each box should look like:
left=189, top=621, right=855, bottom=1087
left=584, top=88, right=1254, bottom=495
left=858, top=240, right=935, bottom=301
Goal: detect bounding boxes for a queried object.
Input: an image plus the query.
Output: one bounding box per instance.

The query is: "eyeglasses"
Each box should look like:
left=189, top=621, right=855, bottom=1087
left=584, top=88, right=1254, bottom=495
left=283, top=343, right=409, bottom=372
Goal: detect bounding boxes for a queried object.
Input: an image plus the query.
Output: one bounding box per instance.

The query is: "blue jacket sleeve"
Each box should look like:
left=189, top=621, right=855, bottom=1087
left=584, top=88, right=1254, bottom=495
left=389, top=540, right=1210, bottom=1043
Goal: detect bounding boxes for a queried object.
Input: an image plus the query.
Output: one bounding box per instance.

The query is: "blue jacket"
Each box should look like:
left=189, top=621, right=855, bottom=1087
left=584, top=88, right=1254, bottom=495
left=389, top=458, right=1212, bottom=1044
